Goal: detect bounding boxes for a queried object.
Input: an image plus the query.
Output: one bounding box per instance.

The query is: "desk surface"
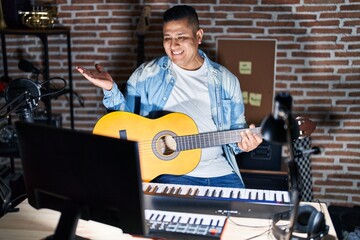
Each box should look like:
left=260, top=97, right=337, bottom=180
left=0, top=200, right=337, bottom=240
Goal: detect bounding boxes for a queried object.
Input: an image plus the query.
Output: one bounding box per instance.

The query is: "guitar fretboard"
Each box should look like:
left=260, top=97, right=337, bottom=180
left=174, top=127, right=262, bottom=151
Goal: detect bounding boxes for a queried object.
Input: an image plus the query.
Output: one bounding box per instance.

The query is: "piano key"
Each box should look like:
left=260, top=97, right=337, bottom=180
left=196, top=186, right=207, bottom=197
left=276, top=191, right=283, bottom=202
left=220, top=188, right=232, bottom=198
left=283, top=191, right=290, bottom=203
left=269, top=190, right=276, bottom=201
left=257, top=190, right=264, bottom=201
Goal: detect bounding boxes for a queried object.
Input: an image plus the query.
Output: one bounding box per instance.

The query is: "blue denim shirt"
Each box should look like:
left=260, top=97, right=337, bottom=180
left=103, top=50, right=248, bottom=182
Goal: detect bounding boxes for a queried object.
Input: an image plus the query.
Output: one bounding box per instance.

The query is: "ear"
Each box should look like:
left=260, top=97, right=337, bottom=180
left=196, top=28, right=204, bottom=44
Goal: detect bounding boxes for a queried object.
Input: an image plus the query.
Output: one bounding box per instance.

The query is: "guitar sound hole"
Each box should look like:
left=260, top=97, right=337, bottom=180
left=156, top=135, right=176, bottom=156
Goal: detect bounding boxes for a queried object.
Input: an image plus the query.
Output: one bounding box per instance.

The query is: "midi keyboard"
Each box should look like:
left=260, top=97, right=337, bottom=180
left=146, top=209, right=226, bottom=240
left=143, top=182, right=293, bottom=219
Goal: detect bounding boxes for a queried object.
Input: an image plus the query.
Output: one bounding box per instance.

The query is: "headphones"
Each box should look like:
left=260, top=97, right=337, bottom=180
left=272, top=204, right=329, bottom=240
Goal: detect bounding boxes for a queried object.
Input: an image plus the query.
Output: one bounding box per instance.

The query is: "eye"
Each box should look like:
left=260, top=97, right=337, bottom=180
left=177, top=36, right=187, bottom=41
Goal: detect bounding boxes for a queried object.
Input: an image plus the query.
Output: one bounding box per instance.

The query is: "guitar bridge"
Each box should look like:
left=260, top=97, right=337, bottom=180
left=119, top=130, right=127, bottom=140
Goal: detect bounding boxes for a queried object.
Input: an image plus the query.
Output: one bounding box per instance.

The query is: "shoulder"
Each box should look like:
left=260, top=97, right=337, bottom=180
left=200, top=50, right=238, bottom=82
left=140, top=55, right=170, bottom=71
left=128, top=55, right=170, bottom=85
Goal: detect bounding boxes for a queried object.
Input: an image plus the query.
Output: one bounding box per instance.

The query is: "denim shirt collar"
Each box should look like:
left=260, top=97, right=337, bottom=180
left=159, top=49, right=218, bottom=77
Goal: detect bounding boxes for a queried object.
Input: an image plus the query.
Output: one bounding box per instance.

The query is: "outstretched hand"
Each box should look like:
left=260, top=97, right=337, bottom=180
left=237, top=124, right=263, bottom=152
left=76, top=64, right=114, bottom=91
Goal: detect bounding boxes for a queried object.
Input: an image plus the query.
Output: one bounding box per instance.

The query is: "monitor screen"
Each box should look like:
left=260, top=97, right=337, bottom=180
left=15, top=121, right=147, bottom=239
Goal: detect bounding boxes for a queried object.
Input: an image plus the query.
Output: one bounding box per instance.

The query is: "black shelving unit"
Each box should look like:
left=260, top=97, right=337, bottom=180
left=0, top=27, right=74, bottom=129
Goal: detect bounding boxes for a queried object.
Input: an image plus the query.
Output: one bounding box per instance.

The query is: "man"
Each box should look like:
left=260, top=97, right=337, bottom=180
left=77, top=5, right=262, bottom=188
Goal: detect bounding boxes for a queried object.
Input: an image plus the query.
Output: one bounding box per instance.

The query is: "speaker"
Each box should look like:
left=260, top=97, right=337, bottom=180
left=272, top=204, right=329, bottom=240
left=236, top=140, right=282, bottom=171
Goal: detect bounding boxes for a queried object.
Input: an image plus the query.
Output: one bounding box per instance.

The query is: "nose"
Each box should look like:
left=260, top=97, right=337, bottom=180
left=170, top=38, right=179, bottom=49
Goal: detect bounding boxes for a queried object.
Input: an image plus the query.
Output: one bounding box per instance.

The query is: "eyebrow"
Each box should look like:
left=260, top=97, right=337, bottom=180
left=163, top=32, right=188, bottom=36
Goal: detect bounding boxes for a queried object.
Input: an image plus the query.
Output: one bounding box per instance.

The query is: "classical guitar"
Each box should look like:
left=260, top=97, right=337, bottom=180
left=93, top=111, right=316, bottom=182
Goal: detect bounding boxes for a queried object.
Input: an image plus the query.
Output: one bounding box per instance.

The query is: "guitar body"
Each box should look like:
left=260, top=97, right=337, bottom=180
left=93, top=112, right=201, bottom=182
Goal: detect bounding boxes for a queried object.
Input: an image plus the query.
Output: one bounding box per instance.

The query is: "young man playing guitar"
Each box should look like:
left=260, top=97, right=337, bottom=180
left=76, top=5, right=262, bottom=188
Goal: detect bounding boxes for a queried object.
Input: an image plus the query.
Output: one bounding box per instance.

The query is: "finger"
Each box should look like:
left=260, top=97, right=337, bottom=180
left=76, top=66, right=85, bottom=73
left=76, top=66, right=94, bottom=78
left=238, top=140, right=249, bottom=152
left=95, top=64, right=104, bottom=73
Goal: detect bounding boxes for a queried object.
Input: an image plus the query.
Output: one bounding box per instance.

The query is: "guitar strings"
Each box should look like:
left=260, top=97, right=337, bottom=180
left=133, top=127, right=262, bottom=155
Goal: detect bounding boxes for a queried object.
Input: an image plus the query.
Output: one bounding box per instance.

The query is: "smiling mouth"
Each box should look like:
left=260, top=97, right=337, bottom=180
left=172, top=50, right=184, bottom=55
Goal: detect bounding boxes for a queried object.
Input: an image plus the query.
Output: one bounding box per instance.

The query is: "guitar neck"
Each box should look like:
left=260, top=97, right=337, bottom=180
left=175, top=127, right=262, bottom=151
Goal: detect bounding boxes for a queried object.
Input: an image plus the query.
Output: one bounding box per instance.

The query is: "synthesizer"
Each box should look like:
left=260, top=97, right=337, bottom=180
left=146, top=209, right=226, bottom=240
left=143, top=182, right=294, bottom=219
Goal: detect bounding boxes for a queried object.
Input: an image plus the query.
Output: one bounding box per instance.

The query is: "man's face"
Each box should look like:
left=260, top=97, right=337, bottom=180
left=163, top=18, right=204, bottom=70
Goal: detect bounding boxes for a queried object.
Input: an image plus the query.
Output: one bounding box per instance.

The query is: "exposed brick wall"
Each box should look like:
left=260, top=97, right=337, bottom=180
left=0, top=0, right=359, bottom=206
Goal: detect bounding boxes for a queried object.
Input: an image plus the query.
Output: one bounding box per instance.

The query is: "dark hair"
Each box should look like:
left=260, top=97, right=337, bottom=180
left=163, top=5, right=199, bottom=30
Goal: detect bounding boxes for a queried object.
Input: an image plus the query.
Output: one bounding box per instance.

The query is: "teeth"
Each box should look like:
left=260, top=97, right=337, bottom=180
left=172, top=50, right=183, bottom=55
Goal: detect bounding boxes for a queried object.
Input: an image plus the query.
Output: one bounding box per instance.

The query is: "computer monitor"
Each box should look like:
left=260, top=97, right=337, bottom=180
left=15, top=121, right=147, bottom=240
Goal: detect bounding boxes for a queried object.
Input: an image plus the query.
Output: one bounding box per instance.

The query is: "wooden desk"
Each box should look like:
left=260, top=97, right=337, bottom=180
left=0, top=200, right=338, bottom=240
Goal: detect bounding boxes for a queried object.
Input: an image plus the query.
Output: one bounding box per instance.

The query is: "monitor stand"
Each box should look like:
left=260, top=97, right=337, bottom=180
left=45, top=201, right=85, bottom=240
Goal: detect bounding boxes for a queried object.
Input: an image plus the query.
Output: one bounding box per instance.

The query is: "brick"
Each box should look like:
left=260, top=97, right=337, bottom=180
left=214, top=6, right=251, bottom=11
left=340, top=4, right=360, bottom=11
left=262, top=0, right=300, bottom=4
left=219, top=0, right=257, bottom=4
left=233, top=13, right=272, bottom=19
left=320, top=12, right=360, bottom=19
left=278, top=13, right=317, bottom=20
left=311, top=28, right=352, bottom=34
left=304, top=0, right=343, bottom=3
left=297, top=36, right=337, bottom=42
left=257, top=21, right=295, bottom=27
left=269, top=28, right=307, bottom=34
left=301, top=20, right=340, bottom=27
left=296, top=6, right=337, bottom=12
left=302, top=75, right=341, bottom=81
left=292, top=52, right=331, bottom=58
left=295, top=68, right=334, bottom=73
left=309, top=60, right=348, bottom=65
left=314, top=179, right=353, bottom=187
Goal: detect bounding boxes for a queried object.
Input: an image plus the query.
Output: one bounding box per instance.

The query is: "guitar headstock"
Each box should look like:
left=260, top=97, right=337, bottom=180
left=136, top=6, right=151, bottom=36
left=295, top=116, right=316, bottom=138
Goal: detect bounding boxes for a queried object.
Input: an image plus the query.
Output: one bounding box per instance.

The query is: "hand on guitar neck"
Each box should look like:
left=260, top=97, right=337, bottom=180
left=237, top=123, right=262, bottom=152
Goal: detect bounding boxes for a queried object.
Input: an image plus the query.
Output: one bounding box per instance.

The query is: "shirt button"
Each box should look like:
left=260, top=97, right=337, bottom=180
left=163, top=97, right=167, bottom=100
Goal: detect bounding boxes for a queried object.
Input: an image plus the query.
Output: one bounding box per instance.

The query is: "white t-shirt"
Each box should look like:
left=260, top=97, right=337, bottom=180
left=163, top=62, right=233, bottom=177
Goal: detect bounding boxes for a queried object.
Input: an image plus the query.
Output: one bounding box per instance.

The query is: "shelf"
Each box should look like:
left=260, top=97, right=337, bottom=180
left=0, top=27, right=74, bottom=129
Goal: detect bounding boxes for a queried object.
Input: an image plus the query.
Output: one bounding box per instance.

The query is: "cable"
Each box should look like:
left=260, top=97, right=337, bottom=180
left=226, top=213, right=275, bottom=240
left=227, top=215, right=272, bottom=229
left=39, top=77, right=67, bottom=98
